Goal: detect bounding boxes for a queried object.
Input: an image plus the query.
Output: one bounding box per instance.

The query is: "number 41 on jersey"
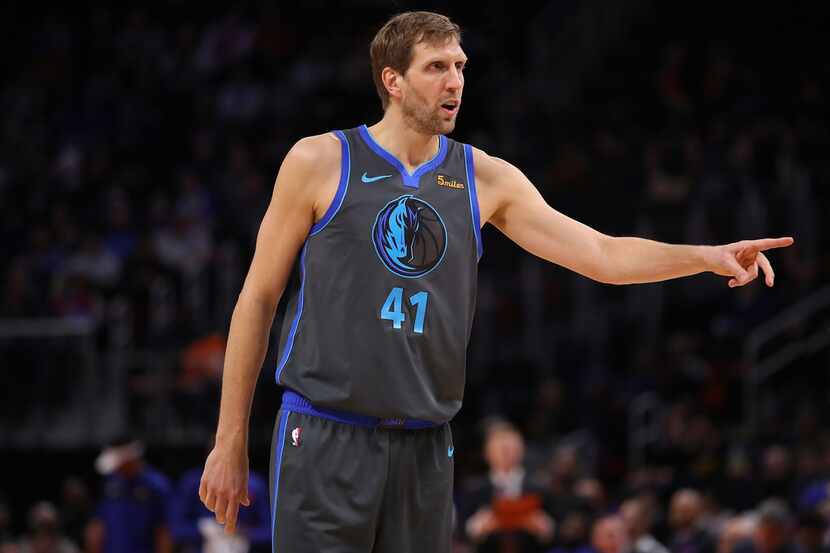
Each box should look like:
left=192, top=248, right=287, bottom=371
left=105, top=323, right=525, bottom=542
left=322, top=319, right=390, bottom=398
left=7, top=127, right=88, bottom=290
left=380, top=287, right=428, bottom=334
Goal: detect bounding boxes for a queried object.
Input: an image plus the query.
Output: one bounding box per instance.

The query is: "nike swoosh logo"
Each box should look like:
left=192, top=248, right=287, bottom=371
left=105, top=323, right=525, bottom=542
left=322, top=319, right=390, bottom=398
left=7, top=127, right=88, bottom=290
left=361, top=172, right=393, bottom=183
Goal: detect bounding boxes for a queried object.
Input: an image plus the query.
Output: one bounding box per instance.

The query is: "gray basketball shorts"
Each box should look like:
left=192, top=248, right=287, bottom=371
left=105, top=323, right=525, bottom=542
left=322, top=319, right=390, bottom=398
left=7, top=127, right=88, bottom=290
left=268, top=407, right=455, bottom=553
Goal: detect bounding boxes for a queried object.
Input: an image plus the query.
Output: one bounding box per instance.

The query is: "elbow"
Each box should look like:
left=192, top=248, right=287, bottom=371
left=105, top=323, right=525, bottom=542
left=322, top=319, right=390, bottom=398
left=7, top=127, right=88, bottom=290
left=587, top=234, right=622, bottom=285
left=236, top=288, right=278, bottom=317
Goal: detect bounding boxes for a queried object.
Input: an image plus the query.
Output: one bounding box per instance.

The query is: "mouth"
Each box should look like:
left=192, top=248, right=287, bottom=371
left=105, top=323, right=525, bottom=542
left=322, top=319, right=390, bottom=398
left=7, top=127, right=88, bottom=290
left=440, top=99, right=460, bottom=116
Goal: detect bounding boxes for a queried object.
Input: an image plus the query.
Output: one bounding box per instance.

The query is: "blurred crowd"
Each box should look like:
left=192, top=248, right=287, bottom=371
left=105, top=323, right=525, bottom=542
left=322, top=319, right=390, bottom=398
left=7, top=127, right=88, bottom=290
left=5, top=423, right=830, bottom=553
left=1, top=2, right=829, bottom=552
left=452, top=419, right=830, bottom=553
left=0, top=437, right=270, bottom=553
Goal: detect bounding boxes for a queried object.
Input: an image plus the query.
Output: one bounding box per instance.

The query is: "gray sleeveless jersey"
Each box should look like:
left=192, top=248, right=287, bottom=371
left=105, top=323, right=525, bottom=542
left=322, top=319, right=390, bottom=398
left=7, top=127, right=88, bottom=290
left=273, top=125, right=483, bottom=422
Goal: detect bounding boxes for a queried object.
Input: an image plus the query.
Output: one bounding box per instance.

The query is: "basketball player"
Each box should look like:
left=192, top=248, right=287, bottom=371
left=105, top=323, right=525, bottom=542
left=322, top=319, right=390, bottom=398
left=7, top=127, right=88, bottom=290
left=199, top=11, right=793, bottom=553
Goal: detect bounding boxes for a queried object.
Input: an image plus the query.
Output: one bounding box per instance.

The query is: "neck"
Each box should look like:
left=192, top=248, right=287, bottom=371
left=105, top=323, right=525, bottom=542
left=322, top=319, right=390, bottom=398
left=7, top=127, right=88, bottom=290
left=491, top=466, right=523, bottom=479
left=367, top=106, right=440, bottom=172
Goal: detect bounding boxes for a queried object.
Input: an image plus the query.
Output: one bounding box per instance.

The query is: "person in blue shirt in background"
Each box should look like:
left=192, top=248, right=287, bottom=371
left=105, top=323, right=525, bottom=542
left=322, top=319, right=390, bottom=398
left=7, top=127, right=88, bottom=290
left=85, top=436, right=172, bottom=553
left=169, top=451, right=270, bottom=553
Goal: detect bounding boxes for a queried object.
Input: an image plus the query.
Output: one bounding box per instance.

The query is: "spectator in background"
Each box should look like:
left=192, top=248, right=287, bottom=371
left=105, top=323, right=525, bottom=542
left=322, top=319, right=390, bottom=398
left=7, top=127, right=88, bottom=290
left=64, top=234, right=122, bottom=290
left=759, top=446, right=794, bottom=505
left=798, top=480, right=830, bottom=518
left=718, top=448, right=760, bottom=512
left=547, top=445, right=586, bottom=520
left=546, top=508, right=593, bottom=553
left=668, top=489, right=715, bottom=553
left=17, top=502, right=78, bottom=553
left=152, top=209, right=212, bottom=282
left=463, top=421, right=555, bottom=552
left=102, top=191, right=137, bottom=262
left=590, top=515, right=631, bottom=553
left=58, top=478, right=93, bottom=549
left=168, top=441, right=270, bottom=553
left=717, top=514, right=757, bottom=553
left=793, top=511, right=827, bottom=553
left=575, top=479, right=609, bottom=516
left=732, top=500, right=799, bottom=553
left=175, top=333, right=225, bottom=431
left=85, top=437, right=172, bottom=553
left=621, top=495, right=670, bottom=553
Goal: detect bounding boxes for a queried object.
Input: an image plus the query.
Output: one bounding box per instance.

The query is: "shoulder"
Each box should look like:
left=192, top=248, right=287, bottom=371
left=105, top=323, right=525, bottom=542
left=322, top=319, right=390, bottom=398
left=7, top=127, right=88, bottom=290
left=465, top=145, right=529, bottom=223
left=283, top=132, right=342, bottom=174
left=272, top=132, right=343, bottom=208
left=468, top=145, right=522, bottom=187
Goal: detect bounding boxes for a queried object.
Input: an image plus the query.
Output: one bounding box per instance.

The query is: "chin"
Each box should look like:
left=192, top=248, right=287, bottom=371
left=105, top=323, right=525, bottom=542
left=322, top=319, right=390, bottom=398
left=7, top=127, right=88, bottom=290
left=438, top=119, right=456, bottom=135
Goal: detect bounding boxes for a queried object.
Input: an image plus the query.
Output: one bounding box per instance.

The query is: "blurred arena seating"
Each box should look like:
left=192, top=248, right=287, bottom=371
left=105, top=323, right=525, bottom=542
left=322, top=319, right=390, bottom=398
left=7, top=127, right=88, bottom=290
left=1, top=2, right=828, bottom=551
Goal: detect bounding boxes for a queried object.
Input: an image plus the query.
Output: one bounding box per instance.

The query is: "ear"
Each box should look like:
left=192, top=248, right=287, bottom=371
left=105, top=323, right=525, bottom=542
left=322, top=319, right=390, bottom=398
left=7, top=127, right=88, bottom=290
left=382, top=67, right=403, bottom=103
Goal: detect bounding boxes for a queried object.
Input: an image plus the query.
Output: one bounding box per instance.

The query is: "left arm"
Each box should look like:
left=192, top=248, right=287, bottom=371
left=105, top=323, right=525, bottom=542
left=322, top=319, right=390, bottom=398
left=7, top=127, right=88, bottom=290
left=473, top=147, right=793, bottom=286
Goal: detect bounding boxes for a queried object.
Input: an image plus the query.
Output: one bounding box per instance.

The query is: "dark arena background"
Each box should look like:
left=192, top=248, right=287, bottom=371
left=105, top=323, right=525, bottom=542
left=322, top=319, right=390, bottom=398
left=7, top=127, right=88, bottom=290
left=1, top=1, right=828, bottom=552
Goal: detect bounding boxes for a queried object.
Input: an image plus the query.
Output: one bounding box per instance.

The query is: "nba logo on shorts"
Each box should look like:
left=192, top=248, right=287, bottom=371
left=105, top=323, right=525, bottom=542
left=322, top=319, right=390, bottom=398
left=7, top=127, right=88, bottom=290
left=291, top=427, right=302, bottom=447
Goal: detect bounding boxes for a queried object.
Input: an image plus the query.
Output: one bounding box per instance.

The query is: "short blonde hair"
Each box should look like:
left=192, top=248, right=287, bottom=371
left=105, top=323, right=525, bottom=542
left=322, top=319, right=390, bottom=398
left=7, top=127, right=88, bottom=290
left=370, top=11, right=461, bottom=110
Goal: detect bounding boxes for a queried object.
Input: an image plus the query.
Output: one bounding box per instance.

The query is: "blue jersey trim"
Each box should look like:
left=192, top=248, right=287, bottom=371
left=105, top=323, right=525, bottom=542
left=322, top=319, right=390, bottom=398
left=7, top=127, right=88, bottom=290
left=275, top=242, right=308, bottom=383
left=309, top=130, right=350, bottom=236
left=270, top=411, right=289, bottom=552
left=463, top=144, right=483, bottom=260
left=282, top=390, right=444, bottom=429
left=358, top=124, right=447, bottom=189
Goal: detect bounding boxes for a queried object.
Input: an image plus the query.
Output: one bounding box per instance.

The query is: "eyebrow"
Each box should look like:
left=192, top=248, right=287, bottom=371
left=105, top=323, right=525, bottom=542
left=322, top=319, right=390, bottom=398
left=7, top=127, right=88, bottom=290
left=424, top=56, right=468, bottom=65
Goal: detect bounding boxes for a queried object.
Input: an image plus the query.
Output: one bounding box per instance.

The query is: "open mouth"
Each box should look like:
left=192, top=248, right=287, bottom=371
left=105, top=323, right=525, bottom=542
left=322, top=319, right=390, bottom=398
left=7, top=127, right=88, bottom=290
left=440, top=100, right=460, bottom=115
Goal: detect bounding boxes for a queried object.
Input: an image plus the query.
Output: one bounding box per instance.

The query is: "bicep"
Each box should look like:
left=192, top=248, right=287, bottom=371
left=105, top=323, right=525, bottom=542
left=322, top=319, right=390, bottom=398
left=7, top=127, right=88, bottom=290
left=489, top=163, right=607, bottom=281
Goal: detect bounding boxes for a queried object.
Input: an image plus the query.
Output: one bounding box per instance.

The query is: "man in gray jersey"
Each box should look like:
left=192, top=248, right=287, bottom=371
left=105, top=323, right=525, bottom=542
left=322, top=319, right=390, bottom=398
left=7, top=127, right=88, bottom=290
left=199, top=11, right=793, bottom=553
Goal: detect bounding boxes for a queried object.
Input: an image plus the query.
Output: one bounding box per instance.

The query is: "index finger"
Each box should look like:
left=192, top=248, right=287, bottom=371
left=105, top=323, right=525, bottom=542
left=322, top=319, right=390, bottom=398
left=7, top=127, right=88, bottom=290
left=745, top=237, right=794, bottom=252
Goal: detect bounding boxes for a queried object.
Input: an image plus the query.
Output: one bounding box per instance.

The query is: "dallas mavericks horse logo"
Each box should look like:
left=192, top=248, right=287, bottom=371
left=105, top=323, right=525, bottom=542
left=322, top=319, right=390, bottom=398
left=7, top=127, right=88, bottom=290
left=371, top=195, right=448, bottom=278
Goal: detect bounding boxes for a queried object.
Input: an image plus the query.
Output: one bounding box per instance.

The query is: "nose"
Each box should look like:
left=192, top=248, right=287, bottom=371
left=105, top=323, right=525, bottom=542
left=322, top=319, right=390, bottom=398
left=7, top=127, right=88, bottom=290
left=446, top=66, right=463, bottom=90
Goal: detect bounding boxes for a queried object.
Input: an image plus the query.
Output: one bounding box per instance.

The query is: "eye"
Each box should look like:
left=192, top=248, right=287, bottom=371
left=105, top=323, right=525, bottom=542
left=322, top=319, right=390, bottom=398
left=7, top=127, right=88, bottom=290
left=431, top=62, right=445, bottom=70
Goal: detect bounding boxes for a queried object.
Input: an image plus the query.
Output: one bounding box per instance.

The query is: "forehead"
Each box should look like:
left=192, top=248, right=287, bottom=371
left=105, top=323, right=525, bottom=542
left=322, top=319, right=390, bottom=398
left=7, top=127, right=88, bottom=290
left=487, top=429, right=522, bottom=446
left=411, top=37, right=466, bottom=63
left=597, top=518, right=625, bottom=533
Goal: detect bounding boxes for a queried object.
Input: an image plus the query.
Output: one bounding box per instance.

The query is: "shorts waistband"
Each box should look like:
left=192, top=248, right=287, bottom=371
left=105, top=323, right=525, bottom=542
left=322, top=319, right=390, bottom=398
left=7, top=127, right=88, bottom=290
left=281, top=390, right=443, bottom=430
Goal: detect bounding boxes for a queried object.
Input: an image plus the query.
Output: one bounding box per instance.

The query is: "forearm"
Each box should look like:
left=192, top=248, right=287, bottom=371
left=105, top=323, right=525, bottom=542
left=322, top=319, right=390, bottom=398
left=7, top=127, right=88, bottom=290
left=600, top=236, right=711, bottom=285
left=214, top=292, right=276, bottom=447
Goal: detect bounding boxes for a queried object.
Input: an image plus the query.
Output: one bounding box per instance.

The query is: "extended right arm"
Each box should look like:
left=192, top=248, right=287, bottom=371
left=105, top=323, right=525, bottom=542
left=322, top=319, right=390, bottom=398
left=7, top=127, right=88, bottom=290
left=199, top=133, right=340, bottom=534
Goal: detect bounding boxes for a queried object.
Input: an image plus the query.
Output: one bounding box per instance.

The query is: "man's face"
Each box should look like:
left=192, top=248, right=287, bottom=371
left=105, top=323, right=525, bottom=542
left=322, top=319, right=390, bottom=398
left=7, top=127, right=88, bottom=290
left=592, top=517, right=630, bottom=553
left=669, top=492, right=700, bottom=530
left=484, top=430, right=524, bottom=473
left=397, top=37, right=466, bottom=135
left=620, top=499, right=647, bottom=537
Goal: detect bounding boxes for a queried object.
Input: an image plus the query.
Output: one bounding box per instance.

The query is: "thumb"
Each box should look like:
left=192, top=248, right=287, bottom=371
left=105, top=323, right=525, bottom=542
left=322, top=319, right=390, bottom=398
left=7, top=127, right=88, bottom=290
left=241, top=492, right=250, bottom=507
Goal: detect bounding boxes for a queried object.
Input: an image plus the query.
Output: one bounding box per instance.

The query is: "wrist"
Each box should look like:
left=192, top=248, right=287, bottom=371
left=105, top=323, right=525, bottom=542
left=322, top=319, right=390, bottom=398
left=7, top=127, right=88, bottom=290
left=214, top=424, right=248, bottom=449
left=697, top=245, right=716, bottom=272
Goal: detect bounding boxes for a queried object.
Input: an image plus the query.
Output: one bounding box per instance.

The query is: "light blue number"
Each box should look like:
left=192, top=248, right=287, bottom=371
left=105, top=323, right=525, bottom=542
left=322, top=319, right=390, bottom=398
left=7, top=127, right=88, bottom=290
left=409, top=291, right=428, bottom=334
left=380, top=287, right=405, bottom=329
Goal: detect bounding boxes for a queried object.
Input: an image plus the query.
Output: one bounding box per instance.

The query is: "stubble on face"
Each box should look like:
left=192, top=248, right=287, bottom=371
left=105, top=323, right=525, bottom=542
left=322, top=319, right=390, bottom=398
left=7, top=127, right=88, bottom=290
left=400, top=79, right=456, bottom=136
